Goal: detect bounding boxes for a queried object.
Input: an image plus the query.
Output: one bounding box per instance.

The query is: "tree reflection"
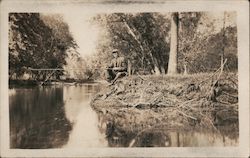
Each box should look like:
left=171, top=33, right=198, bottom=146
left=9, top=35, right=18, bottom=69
left=96, top=111, right=238, bottom=147
left=9, top=87, right=72, bottom=149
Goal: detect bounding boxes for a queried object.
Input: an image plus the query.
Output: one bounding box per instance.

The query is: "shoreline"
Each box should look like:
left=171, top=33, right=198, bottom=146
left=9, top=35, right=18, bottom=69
left=90, top=73, right=239, bottom=146
left=8, top=79, right=98, bottom=88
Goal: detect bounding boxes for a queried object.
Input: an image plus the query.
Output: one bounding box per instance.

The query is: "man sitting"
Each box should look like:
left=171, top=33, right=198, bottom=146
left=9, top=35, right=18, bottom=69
left=106, top=49, right=127, bottom=85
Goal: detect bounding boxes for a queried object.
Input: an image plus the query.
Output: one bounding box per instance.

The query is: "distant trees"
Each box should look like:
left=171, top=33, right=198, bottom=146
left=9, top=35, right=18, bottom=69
left=90, top=11, right=237, bottom=78
left=9, top=12, right=238, bottom=80
left=9, top=13, right=77, bottom=79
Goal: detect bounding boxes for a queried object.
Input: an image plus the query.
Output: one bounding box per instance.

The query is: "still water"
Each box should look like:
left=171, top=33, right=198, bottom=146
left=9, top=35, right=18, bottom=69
left=9, top=84, right=238, bottom=148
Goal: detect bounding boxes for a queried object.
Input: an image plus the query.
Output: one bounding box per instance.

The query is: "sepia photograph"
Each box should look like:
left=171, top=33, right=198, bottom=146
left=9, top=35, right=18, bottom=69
left=1, top=0, right=249, bottom=157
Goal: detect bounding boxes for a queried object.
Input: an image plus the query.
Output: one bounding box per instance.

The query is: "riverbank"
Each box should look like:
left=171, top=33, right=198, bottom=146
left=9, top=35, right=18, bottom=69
left=9, top=79, right=96, bottom=88
left=90, top=73, right=238, bottom=146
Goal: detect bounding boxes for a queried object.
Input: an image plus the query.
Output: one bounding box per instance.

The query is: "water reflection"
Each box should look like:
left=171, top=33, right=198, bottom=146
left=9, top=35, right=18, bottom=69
left=9, top=86, right=72, bottom=148
left=97, top=113, right=238, bottom=147
left=63, top=85, right=107, bottom=148
left=9, top=84, right=238, bottom=148
left=9, top=84, right=107, bottom=149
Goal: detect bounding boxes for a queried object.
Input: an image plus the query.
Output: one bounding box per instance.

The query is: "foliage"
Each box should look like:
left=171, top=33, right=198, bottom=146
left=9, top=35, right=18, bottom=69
left=9, top=12, right=238, bottom=81
left=90, top=11, right=237, bottom=78
left=9, top=13, right=76, bottom=79
left=92, top=12, right=170, bottom=75
left=178, top=12, right=237, bottom=73
left=178, top=17, right=237, bottom=73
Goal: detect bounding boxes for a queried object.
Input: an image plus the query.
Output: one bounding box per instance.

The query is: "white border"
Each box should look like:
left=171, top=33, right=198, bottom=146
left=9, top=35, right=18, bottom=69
left=1, top=0, right=249, bottom=157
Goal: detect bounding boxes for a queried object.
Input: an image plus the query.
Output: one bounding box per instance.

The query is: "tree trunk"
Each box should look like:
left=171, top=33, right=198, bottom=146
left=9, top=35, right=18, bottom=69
left=167, top=13, right=179, bottom=75
left=124, top=20, right=161, bottom=75
left=221, top=12, right=226, bottom=69
left=184, top=63, right=188, bottom=75
left=154, top=65, right=161, bottom=75
left=148, top=50, right=161, bottom=75
left=160, top=66, right=166, bottom=74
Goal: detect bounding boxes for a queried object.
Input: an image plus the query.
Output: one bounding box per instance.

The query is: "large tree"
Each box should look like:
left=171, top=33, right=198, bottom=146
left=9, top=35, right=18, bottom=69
left=9, top=13, right=77, bottom=79
left=167, top=13, right=179, bottom=75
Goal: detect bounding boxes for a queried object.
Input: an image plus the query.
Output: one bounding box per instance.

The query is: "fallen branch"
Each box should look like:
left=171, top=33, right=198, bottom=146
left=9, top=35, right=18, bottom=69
left=175, top=109, right=197, bottom=120
left=198, top=59, right=228, bottom=86
left=214, top=59, right=227, bottom=86
left=177, top=98, right=196, bottom=109
left=221, top=91, right=238, bottom=98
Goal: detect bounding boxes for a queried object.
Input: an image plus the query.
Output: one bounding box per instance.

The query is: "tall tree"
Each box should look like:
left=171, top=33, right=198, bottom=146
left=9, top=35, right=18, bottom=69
left=167, top=13, right=179, bottom=74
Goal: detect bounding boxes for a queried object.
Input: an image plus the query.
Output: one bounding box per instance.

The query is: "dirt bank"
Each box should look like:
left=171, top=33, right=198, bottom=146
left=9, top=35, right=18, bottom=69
left=90, top=73, right=238, bottom=146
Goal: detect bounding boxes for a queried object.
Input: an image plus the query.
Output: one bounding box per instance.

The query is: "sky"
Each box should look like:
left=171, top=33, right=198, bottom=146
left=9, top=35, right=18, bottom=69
left=63, top=13, right=101, bottom=57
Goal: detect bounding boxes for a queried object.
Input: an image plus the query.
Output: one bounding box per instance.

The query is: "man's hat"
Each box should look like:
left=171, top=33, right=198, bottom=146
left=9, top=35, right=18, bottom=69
left=112, top=49, right=118, bottom=53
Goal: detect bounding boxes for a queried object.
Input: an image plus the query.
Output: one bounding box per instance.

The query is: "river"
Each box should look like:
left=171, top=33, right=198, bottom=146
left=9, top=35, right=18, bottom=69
left=9, top=84, right=238, bottom=148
